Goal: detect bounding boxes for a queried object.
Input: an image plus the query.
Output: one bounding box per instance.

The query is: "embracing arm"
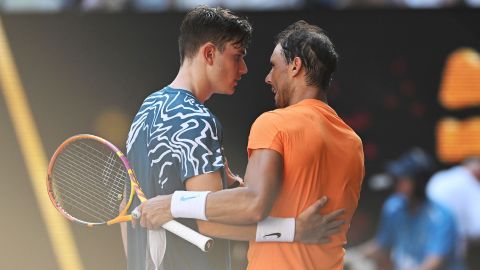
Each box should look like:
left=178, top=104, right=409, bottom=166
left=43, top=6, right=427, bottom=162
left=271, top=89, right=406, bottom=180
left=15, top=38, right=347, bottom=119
left=197, top=196, right=344, bottom=243
left=138, top=149, right=279, bottom=238
left=199, top=148, right=344, bottom=237
left=136, top=148, right=345, bottom=242
left=204, top=148, right=282, bottom=224
left=136, top=149, right=281, bottom=226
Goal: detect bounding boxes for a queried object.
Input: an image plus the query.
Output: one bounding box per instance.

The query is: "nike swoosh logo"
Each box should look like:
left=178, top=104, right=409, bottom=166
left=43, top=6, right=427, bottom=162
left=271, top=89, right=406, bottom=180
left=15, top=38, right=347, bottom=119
left=180, top=196, right=197, bottom=201
left=263, top=232, right=281, bottom=238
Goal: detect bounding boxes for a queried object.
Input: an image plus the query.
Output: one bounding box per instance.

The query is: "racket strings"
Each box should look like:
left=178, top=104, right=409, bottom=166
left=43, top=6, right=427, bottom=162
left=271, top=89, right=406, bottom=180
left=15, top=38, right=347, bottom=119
left=71, top=141, right=126, bottom=194
left=54, top=153, right=125, bottom=199
left=73, top=142, right=132, bottom=201
left=104, top=152, right=126, bottom=208
left=51, top=139, right=129, bottom=223
left=55, top=144, right=126, bottom=200
left=53, top=144, right=126, bottom=221
left=53, top=152, right=124, bottom=222
left=51, top=185, right=114, bottom=221
left=52, top=164, right=123, bottom=219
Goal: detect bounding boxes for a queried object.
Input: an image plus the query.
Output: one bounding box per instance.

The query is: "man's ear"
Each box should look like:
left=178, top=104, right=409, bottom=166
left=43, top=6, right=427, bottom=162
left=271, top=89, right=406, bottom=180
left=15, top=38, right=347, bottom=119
left=291, top=57, right=302, bottom=77
left=202, top=42, right=216, bottom=65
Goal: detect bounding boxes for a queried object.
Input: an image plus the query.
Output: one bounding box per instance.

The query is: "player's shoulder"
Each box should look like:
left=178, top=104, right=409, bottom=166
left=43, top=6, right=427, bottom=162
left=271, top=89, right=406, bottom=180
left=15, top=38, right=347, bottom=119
left=255, top=109, right=288, bottom=124
left=152, top=87, right=202, bottom=107
left=249, top=110, right=287, bottom=134
left=150, top=87, right=216, bottom=118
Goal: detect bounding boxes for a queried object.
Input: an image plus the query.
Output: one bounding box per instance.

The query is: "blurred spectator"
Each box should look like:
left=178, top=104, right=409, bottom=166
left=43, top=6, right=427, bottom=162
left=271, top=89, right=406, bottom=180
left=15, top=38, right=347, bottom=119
left=319, top=0, right=390, bottom=8
left=222, top=0, right=304, bottom=10
left=328, top=0, right=463, bottom=8
left=172, top=0, right=221, bottom=10
left=427, top=157, right=480, bottom=270
left=0, top=0, right=70, bottom=12
left=130, top=0, right=173, bottom=11
left=396, top=0, right=459, bottom=8
left=1, top=0, right=478, bottom=12
left=465, top=0, right=480, bottom=7
left=173, top=0, right=304, bottom=10
left=360, top=148, right=464, bottom=270
left=81, top=0, right=128, bottom=11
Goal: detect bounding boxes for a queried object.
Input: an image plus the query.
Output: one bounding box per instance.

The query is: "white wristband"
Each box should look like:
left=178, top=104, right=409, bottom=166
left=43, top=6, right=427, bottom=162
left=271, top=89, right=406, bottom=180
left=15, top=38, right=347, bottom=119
left=256, top=217, right=296, bottom=242
left=171, top=191, right=211, bottom=221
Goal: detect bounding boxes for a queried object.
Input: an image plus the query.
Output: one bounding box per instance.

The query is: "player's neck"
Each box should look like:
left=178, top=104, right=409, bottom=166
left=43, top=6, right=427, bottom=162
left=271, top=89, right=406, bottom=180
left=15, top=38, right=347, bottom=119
left=288, top=84, right=327, bottom=106
left=170, top=61, right=214, bottom=104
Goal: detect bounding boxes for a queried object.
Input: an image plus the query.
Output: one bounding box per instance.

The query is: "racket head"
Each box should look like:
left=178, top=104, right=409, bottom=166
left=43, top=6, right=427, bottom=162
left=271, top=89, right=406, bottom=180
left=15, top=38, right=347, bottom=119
left=46, top=134, right=138, bottom=226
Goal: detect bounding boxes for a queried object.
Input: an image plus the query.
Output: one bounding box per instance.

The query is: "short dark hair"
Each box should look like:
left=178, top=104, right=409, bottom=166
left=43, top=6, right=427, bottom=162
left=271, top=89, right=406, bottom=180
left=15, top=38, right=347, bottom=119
left=275, top=20, right=338, bottom=90
left=178, top=6, right=253, bottom=64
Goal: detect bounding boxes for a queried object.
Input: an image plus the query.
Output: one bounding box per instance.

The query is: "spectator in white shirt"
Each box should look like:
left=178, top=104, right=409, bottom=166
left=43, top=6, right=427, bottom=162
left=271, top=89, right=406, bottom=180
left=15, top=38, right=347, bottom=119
left=427, top=157, right=480, bottom=269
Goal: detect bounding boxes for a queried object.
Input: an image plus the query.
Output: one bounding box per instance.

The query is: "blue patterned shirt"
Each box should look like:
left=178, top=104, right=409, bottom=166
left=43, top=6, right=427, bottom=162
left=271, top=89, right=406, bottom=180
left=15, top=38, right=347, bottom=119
left=126, top=86, right=228, bottom=270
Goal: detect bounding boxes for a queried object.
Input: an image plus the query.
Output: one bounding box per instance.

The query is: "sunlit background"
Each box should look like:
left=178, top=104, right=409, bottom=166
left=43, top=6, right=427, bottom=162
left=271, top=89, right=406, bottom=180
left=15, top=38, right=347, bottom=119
left=0, top=1, right=479, bottom=269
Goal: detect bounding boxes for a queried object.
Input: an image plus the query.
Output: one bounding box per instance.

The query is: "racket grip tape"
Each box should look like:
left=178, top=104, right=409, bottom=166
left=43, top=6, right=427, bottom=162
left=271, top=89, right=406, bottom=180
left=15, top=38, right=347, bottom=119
left=162, top=220, right=214, bottom=252
left=131, top=207, right=213, bottom=252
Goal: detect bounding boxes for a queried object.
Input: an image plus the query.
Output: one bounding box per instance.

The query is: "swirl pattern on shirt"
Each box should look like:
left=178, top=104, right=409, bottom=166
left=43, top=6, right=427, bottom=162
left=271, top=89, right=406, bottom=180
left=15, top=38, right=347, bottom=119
left=126, top=88, right=223, bottom=188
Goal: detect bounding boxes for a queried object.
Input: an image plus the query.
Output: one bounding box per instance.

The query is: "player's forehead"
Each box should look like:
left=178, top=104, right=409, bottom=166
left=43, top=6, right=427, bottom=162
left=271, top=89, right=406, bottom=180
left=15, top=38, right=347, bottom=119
left=270, top=44, right=283, bottom=62
left=226, top=41, right=247, bottom=55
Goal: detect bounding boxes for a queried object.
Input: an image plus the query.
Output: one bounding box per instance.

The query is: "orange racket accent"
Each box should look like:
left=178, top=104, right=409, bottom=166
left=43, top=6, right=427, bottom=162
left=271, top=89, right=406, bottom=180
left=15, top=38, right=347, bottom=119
left=47, top=134, right=214, bottom=252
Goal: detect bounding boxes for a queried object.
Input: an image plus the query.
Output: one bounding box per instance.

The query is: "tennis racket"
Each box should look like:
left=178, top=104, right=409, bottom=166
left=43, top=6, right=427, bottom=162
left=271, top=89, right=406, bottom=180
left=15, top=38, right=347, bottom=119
left=46, top=134, right=213, bottom=253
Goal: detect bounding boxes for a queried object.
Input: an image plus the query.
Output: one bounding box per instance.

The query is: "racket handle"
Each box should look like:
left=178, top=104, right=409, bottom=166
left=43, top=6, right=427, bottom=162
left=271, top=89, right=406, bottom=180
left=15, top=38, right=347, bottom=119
left=131, top=206, right=213, bottom=252
left=132, top=207, right=141, bottom=219
left=162, top=220, right=214, bottom=252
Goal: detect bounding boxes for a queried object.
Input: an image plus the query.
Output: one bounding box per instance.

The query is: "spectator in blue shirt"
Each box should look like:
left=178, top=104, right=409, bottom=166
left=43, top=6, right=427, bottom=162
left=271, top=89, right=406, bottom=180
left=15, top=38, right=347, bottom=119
left=362, top=148, right=464, bottom=270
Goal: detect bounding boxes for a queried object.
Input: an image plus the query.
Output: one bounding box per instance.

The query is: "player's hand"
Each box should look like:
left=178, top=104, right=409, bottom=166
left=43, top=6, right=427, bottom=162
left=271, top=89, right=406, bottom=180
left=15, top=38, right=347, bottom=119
left=224, top=157, right=244, bottom=188
left=133, top=194, right=174, bottom=230
left=294, top=196, right=346, bottom=244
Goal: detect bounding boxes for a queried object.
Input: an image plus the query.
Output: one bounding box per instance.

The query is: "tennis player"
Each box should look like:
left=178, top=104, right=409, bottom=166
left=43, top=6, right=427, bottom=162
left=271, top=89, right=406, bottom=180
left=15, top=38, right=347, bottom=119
left=125, top=7, right=347, bottom=270
left=136, top=20, right=365, bottom=270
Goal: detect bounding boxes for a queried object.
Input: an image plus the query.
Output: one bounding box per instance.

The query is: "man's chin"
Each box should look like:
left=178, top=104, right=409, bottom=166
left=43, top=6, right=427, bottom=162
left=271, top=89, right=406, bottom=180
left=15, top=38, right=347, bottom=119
left=215, top=88, right=235, bottom=95
left=225, top=88, right=236, bottom=95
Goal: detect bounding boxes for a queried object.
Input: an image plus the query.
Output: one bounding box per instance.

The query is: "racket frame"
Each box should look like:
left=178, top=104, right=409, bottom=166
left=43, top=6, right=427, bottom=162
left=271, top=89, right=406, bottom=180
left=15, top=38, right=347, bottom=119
left=46, top=134, right=143, bottom=227
left=47, top=134, right=214, bottom=251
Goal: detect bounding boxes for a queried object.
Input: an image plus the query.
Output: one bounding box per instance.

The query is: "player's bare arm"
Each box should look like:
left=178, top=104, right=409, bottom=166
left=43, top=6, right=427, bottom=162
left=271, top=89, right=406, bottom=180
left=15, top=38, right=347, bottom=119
left=136, top=149, right=345, bottom=242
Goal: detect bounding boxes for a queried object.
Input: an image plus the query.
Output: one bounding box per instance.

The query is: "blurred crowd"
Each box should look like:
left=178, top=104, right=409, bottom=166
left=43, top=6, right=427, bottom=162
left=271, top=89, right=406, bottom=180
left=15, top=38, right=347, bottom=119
left=0, top=2, right=477, bottom=269
left=0, top=0, right=479, bottom=12
left=348, top=149, right=480, bottom=270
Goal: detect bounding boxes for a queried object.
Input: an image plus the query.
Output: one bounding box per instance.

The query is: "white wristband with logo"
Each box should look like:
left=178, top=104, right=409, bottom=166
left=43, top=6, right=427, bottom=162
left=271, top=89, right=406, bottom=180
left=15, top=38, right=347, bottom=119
left=170, top=191, right=211, bottom=221
left=256, top=217, right=295, bottom=242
